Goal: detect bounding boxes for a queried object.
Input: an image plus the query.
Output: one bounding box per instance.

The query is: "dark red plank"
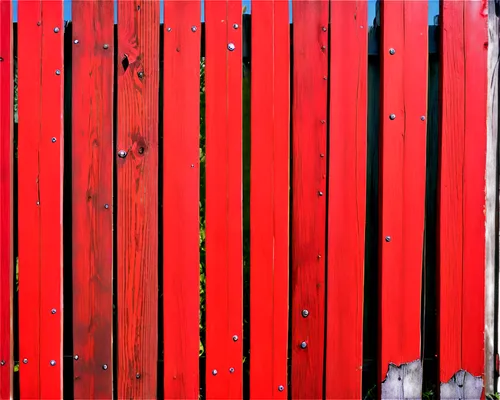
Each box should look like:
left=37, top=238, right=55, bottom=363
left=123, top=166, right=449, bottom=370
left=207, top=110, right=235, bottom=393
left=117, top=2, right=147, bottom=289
left=163, top=1, right=201, bottom=398
left=18, top=1, right=64, bottom=398
left=205, top=0, right=243, bottom=397
left=379, top=0, right=428, bottom=386
left=250, top=0, right=290, bottom=398
left=290, top=1, right=328, bottom=398
left=72, top=1, right=114, bottom=398
left=0, top=0, right=12, bottom=398
left=439, top=0, right=487, bottom=384
left=117, top=1, right=159, bottom=398
left=325, top=1, right=367, bottom=398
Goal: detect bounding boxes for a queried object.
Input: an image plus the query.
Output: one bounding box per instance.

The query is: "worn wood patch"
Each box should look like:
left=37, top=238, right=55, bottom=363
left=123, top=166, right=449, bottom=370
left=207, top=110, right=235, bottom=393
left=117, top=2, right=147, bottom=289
left=381, top=359, right=422, bottom=400
left=440, top=370, right=483, bottom=400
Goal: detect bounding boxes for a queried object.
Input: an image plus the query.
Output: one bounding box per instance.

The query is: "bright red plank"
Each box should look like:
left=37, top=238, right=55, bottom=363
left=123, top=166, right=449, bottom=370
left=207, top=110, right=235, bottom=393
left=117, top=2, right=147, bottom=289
left=378, top=0, right=428, bottom=384
left=117, top=0, right=159, bottom=398
left=72, top=1, right=114, bottom=398
left=439, top=0, right=487, bottom=383
left=163, top=1, right=201, bottom=398
left=0, top=0, right=12, bottom=398
left=325, top=1, right=367, bottom=398
left=18, top=1, right=64, bottom=398
left=205, top=0, right=242, bottom=397
left=250, top=0, right=290, bottom=398
left=290, top=1, right=328, bottom=398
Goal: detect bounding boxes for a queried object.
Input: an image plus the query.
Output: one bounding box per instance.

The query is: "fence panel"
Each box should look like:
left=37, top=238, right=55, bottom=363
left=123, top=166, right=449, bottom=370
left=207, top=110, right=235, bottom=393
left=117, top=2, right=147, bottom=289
left=163, top=1, right=201, bottom=398
left=249, top=0, right=289, bottom=398
left=290, top=1, right=328, bottom=398
left=325, top=1, right=367, bottom=398
left=0, top=0, right=12, bottom=398
left=71, top=1, right=114, bottom=398
left=116, top=1, right=160, bottom=398
left=205, top=0, right=243, bottom=397
left=439, top=1, right=487, bottom=396
left=378, top=1, right=428, bottom=397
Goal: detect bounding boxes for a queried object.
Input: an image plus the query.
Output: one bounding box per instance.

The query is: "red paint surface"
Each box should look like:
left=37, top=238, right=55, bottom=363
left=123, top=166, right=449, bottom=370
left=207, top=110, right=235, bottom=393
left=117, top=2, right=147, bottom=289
left=250, top=0, right=289, bottom=398
left=378, top=0, right=428, bottom=383
left=18, top=1, right=64, bottom=398
left=326, top=1, right=367, bottom=398
left=117, top=1, right=159, bottom=398
left=439, top=0, right=487, bottom=383
left=290, top=1, right=328, bottom=398
left=205, top=0, right=243, bottom=397
left=72, top=1, right=114, bottom=398
left=163, top=1, right=201, bottom=398
left=0, top=0, right=12, bottom=398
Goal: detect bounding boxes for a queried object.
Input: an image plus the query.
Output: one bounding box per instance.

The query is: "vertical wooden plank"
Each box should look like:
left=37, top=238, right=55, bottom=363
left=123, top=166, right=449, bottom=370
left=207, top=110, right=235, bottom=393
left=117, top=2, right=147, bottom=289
left=325, top=1, right=367, bottom=398
left=72, top=1, right=114, bottom=398
left=163, top=1, right=201, bottom=398
left=378, top=1, right=428, bottom=396
left=18, top=0, right=64, bottom=398
left=0, top=0, right=12, bottom=398
left=290, top=0, right=328, bottom=398
left=117, top=0, right=159, bottom=398
left=439, top=0, right=487, bottom=392
left=250, top=0, right=290, bottom=398
left=205, top=0, right=242, bottom=397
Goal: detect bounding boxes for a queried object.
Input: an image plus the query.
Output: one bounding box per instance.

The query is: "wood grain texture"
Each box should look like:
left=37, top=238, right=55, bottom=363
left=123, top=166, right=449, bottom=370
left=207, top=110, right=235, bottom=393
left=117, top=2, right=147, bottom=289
left=18, top=1, right=64, bottom=398
left=72, top=1, right=114, bottom=398
left=325, top=1, right=367, bottom=398
left=250, top=0, right=289, bottom=398
left=205, top=0, right=243, bottom=397
left=0, top=1, right=12, bottom=398
left=379, top=0, right=428, bottom=386
left=117, top=1, right=159, bottom=398
left=163, top=1, right=201, bottom=398
left=439, top=0, right=487, bottom=384
left=290, top=1, right=328, bottom=398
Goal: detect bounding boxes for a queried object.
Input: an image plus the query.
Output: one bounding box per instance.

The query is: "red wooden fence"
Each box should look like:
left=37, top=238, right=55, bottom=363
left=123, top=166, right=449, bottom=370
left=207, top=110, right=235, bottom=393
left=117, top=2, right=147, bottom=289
left=0, top=0, right=493, bottom=399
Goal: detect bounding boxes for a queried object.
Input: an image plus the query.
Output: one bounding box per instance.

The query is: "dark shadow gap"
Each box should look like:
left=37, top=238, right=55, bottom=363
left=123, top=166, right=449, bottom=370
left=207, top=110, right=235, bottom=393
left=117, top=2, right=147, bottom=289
left=112, top=22, right=118, bottom=400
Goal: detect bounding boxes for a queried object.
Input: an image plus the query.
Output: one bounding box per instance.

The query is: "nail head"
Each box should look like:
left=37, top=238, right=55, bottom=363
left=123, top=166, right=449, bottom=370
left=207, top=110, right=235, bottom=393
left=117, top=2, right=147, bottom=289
left=102, top=364, right=108, bottom=370
left=136, top=373, right=141, bottom=379
left=51, top=308, right=56, bottom=314
left=385, top=236, right=391, bottom=242
left=389, top=114, right=396, bottom=120
left=51, top=137, right=56, bottom=143
left=53, top=27, right=60, bottom=33
left=278, top=385, right=284, bottom=392
left=389, top=48, right=396, bottom=55
left=300, top=341, right=307, bottom=349
left=232, top=335, right=238, bottom=342
left=50, top=360, right=56, bottom=366
left=23, top=359, right=28, bottom=364
left=322, top=26, right=327, bottom=32
left=420, top=116, right=426, bottom=121
left=55, top=70, right=61, bottom=75
left=103, top=44, right=109, bottom=49
left=302, top=309, right=309, bottom=318
left=0, top=361, right=5, bottom=366
left=167, top=27, right=172, bottom=32
left=191, top=26, right=197, bottom=32
left=228, top=43, right=235, bottom=51
left=318, top=191, right=323, bottom=196
left=233, top=23, right=239, bottom=29
left=118, top=150, right=127, bottom=158
left=74, top=355, right=79, bottom=360
left=229, top=367, right=235, bottom=373
left=104, top=204, right=109, bottom=209
left=212, top=369, right=218, bottom=376
left=74, top=39, right=79, bottom=44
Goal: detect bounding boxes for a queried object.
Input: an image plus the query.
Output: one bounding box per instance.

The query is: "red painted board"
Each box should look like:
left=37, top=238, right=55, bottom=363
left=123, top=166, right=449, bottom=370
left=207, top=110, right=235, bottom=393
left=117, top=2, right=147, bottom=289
left=250, top=0, right=290, bottom=398
left=325, top=1, right=367, bottom=398
left=378, top=0, right=428, bottom=383
left=72, top=1, right=114, bottom=398
left=205, top=0, right=242, bottom=398
left=438, top=0, right=487, bottom=383
left=18, top=1, right=64, bottom=398
left=290, top=0, right=328, bottom=398
left=117, top=0, right=159, bottom=398
left=163, top=1, right=201, bottom=398
left=0, top=0, right=12, bottom=398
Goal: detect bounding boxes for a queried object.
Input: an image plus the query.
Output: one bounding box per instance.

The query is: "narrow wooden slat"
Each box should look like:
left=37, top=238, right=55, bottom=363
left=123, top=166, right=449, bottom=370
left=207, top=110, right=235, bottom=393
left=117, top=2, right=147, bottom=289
left=250, top=0, right=290, bottom=398
left=72, top=1, right=114, bottom=398
left=117, top=1, right=160, bottom=397
left=163, top=1, right=201, bottom=398
left=0, top=0, right=12, bottom=398
left=18, top=1, right=64, bottom=398
left=290, top=1, right=328, bottom=398
left=439, top=0, right=487, bottom=387
left=325, top=1, right=367, bottom=398
left=205, top=0, right=242, bottom=397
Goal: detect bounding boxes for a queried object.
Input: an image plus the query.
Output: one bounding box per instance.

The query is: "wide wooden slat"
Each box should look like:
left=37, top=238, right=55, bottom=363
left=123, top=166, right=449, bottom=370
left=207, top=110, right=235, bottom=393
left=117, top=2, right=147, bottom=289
left=117, top=0, right=160, bottom=397
left=72, top=1, right=114, bottom=398
left=249, top=0, right=290, bottom=398
left=325, top=1, right=367, bottom=398
left=290, top=1, right=328, bottom=398
left=163, top=1, right=201, bottom=398
left=0, top=1, right=12, bottom=398
left=18, top=1, right=64, bottom=398
left=439, top=0, right=487, bottom=387
left=205, top=0, right=243, bottom=397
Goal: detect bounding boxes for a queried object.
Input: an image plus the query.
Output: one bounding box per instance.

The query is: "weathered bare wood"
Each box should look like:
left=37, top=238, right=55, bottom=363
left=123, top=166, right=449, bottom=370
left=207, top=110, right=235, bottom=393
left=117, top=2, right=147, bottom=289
left=381, top=360, right=422, bottom=400
left=440, top=370, right=483, bottom=400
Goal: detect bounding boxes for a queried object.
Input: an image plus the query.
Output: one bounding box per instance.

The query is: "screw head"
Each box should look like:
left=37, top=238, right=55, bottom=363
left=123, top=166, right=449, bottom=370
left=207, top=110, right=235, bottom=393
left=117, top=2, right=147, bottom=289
left=227, top=43, right=235, bottom=51
left=0, top=361, right=5, bottom=366
left=54, top=27, right=60, bottom=33
left=389, top=48, right=396, bottom=55
left=37, top=21, right=41, bottom=26
left=321, top=45, right=326, bottom=50
left=137, top=71, right=144, bottom=79
left=323, top=76, right=327, bottom=80
left=300, top=341, right=307, bottom=349
left=167, top=27, right=172, bottom=32
left=320, top=120, right=325, bottom=124
left=229, top=367, right=234, bottom=373
left=385, top=236, right=391, bottom=242
left=22, top=359, right=28, bottom=364
left=212, top=369, right=218, bottom=376
left=102, top=364, right=108, bottom=370
left=74, top=355, right=79, bottom=360
left=51, top=308, right=56, bottom=314
left=318, top=191, right=323, bottom=196
left=50, top=360, right=56, bottom=366
left=55, top=70, right=61, bottom=75
left=104, top=204, right=109, bottom=209
left=420, top=116, right=426, bottom=121
left=389, top=114, right=396, bottom=120
left=103, top=44, right=109, bottom=49
left=0, top=57, right=3, bottom=62
left=191, top=26, right=197, bottom=32
left=232, top=335, right=238, bottom=342
left=233, top=23, right=239, bottom=29
left=74, top=39, right=79, bottom=44
left=191, top=164, right=194, bottom=168
left=322, top=26, right=327, bottom=32
left=118, top=150, right=127, bottom=158
left=36, top=201, right=40, bottom=206
left=278, top=385, right=285, bottom=392
left=136, top=373, right=141, bottom=379
left=51, top=137, right=56, bottom=143
left=320, top=153, right=324, bottom=158
left=302, top=309, right=309, bottom=318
